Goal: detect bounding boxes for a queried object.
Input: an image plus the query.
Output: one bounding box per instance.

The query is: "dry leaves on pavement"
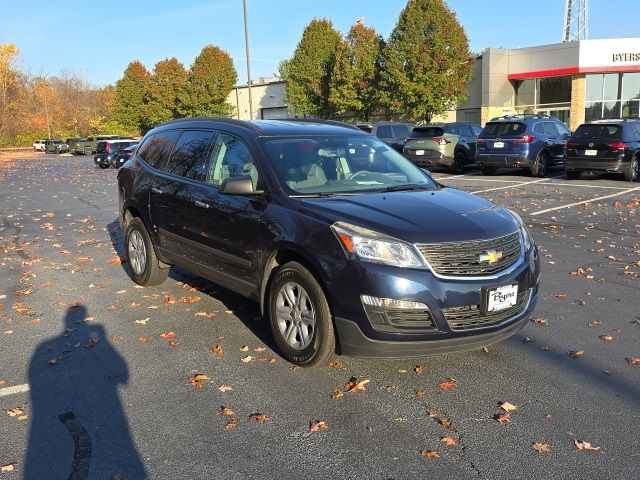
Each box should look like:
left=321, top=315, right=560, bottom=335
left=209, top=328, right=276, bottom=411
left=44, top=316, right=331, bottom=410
left=188, top=374, right=209, bottom=388
left=532, top=443, right=550, bottom=453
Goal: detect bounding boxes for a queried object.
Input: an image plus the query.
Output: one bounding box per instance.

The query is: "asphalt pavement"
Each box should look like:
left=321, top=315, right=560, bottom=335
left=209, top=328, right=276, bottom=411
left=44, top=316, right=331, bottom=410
left=0, top=154, right=638, bottom=479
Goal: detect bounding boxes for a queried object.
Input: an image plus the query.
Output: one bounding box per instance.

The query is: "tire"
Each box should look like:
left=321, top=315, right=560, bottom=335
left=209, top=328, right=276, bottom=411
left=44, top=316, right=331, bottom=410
left=449, top=151, right=466, bottom=174
left=624, top=156, right=639, bottom=182
left=566, top=170, right=581, bottom=180
left=124, top=217, right=169, bottom=286
left=480, top=166, right=496, bottom=175
left=98, top=163, right=109, bottom=169
left=530, top=151, right=548, bottom=177
left=268, top=261, right=336, bottom=367
left=84, top=146, right=92, bottom=156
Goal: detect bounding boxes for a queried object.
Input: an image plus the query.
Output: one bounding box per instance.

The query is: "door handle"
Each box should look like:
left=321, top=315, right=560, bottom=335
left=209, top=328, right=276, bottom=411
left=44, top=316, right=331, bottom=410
left=152, top=187, right=163, bottom=194
left=194, top=200, right=210, bottom=209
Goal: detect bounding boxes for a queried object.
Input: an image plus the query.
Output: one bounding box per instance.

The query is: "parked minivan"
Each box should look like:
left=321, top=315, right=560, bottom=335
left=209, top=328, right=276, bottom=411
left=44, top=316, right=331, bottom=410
left=118, top=118, right=540, bottom=366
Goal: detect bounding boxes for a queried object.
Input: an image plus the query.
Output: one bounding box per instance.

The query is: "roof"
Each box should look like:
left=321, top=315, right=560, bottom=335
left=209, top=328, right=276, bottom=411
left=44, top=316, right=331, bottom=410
left=154, top=117, right=367, bottom=136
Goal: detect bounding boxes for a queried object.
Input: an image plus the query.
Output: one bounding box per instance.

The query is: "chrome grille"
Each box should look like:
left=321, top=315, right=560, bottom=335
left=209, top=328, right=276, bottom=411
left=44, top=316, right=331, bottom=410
left=442, top=289, right=530, bottom=330
left=416, top=231, right=521, bottom=277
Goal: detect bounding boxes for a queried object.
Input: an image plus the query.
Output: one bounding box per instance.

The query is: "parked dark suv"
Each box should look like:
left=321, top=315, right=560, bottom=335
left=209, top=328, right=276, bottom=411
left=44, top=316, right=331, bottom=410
left=564, top=120, right=640, bottom=181
left=118, top=118, right=540, bottom=366
left=403, top=122, right=482, bottom=173
left=476, top=114, right=571, bottom=176
left=367, top=122, right=414, bottom=152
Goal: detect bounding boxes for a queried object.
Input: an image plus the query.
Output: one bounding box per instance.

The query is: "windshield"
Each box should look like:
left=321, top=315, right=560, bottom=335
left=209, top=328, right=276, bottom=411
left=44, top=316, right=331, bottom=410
left=261, top=135, right=436, bottom=196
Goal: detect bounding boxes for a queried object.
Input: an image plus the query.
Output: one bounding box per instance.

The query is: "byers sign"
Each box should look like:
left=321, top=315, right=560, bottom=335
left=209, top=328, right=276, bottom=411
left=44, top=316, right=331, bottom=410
left=580, top=38, right=640, bottom=70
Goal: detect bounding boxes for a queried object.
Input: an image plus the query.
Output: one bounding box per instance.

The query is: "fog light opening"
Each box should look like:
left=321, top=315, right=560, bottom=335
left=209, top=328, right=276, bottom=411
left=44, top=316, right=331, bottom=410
left=361, top=295, right=428, bottom=310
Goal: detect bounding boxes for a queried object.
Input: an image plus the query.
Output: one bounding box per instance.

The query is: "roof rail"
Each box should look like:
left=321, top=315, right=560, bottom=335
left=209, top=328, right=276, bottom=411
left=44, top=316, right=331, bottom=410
left=490, top=113, right=557, bottom=121
left=283, top=118, right=362, bottom=131
left=155, top=116, right=263, bottom=133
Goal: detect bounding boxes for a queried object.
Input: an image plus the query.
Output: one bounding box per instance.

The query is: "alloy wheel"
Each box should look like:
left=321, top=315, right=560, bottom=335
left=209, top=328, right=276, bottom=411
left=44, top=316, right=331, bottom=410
left=128, top=230, right=147, bottom=275
left=275, top=282, right=316, bottom=350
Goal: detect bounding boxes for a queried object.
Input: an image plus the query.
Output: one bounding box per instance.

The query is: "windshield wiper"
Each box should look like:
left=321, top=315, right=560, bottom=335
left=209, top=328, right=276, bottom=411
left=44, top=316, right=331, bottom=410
left=383, top=184, right=432, bottom=192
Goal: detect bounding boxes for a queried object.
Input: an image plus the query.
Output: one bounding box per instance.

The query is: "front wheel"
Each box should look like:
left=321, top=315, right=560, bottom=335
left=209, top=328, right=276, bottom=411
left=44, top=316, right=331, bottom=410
left=624, top=156, right=639, bottom=182
left=84, top=146, right=92, bottom=156
left=268, top=262, right=336, bottom=367
left=124, top=217, right=169, bottom=286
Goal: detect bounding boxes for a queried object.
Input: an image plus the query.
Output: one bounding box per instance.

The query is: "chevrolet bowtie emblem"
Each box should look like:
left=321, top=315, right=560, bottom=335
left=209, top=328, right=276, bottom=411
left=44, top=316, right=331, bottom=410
left=478, top=249, right=503, bottom=265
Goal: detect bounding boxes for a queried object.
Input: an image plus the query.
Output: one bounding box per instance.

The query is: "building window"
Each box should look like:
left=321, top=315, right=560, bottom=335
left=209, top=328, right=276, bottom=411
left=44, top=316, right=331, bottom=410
left=585, top=72, right=640, bottom=121
left=538, top=76, right=571, bottom=105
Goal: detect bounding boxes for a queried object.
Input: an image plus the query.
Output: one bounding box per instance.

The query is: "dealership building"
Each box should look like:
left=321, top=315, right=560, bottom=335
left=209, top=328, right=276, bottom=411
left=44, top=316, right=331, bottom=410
left=228, top=37, right=640, bottom=131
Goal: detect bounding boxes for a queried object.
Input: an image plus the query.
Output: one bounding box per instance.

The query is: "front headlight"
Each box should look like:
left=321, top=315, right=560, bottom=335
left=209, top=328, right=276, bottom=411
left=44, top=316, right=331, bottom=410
left=331, top=222, right=425, bottom=268
left=509, top=210, right=532, bottom=251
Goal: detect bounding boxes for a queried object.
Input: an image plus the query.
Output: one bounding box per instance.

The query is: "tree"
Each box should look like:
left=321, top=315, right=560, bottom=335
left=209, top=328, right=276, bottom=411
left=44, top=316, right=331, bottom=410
left=286, top=18, right=342, bottom=117
left=379, top=0, right=473, bottom=122
left=180, top=45, right=237, bottom=118
left=112, top=61, right=152, bottom=134
left=146, top=57, right=187, bottom=128
left=329, top=21, right=383, bottom=121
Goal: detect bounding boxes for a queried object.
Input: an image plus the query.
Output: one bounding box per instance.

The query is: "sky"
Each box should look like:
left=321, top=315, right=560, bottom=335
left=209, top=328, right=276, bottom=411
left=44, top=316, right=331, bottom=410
left=2, top=0, right=639, bottom=87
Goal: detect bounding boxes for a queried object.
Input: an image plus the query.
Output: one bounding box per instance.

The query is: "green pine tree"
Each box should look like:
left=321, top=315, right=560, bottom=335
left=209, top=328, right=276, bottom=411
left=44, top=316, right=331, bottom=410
left=286, top=18, right=342, bottom=118
left=112, top=60, right=152, bottom=135
left=181, top=45, right=237, bottom=118
left=329, top=21, right=383, bottom=121
left=380, top=0, right=473, bottom=122
left=146, top=57, right=188, bottom=127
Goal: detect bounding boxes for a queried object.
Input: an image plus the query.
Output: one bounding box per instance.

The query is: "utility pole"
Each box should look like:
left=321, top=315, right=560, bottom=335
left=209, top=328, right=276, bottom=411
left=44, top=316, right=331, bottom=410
left=242, top=0, right=254, bottom=120
left=563, top=0, right=589, bottom=42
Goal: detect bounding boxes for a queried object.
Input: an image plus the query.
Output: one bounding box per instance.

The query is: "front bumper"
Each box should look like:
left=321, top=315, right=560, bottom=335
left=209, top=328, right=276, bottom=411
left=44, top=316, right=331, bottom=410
left=328, top=246, right=540, bottom=358
left=94, top=155, right=110, bottom=167
left=564, top=157, right=625, bottom=173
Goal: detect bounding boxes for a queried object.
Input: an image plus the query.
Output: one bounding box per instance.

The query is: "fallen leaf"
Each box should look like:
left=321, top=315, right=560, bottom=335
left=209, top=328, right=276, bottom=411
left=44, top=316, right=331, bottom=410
left=181, top=295, right=201, bottom=304
left=249, top=413, right=268, bottom=423
left=420, top=450, right=440, bottom=458
left=164, top=296, right=177, bottom=305
left=499, top=401, right=517, bottom=413
left=0, top=464, right=15, bottom=473
left=194, top=311, right=215, bottom=317
left=555, top=293, right=567, bottom=299
left=568, top=350, right=585, bottom=358
left=438, top=417, right=457, bottom=432
left=254, top=347, right=266, bottom=352
left=574, top=439, right=600, bottom=451
left=626, top=357, right=640, bottom=366
left=211, top=345, right=224, bottom=356
left=309, top=420, right=328, bottom=432
left=48, top=359, right=57, bottom=365
left=137, top=336, right=148, bottom=343
left=599, top=335, right=613, bottom=342
left=159, top=331, right=176, bottom=339
left=328, top=361, right=342, bottom=369
left=441, top=436, right=456, bottom=446
left=345, top=378, right=370, bottom=393
left=168, top=340, right=179, bottom=348
left=240, top=345, right=249, bottom=352
left=331, top=389, right=344, bottom=400
left=416, top=389, right=426, bottom=399
left=438, top=379, right=457, bottom=391
left=532, top=442, right=550, bottom=453
left=224, top=417, right=238, bottom=430
left=414, top=364, right=423, bottom=375
left=494, top=413, right=512, bottom=424
left=241, top=355, right=254, bottom=363
left=219, top=406, right=234, bottom=416
left=218, top=385, right=233, bottom=393
left=134, top=318, right=150, bottom=325
left=188, top=373, right=209, bottom=388
left=530, top=317, right=548, bottom=325
left=106, top=256, right=123, bottom=265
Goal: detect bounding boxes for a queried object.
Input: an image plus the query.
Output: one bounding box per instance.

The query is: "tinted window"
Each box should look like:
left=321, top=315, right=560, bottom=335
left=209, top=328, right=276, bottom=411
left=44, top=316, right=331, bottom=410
left=410, top=127, right=444, bottom=138
left=137, top=130, right=181, bottom=170
left=556, top=123, right=571, bottom=136
left=444, top=125, right=460, bottom=135
left=392, top=125, right=412, bottom=138
left=207, top=133, right=259, bottom=189
left=574, top=124, right=622, bottom=140
left=472, top=125, right=483, bottom=136
left=376, top=125, right=393, bottom=138
left=543, top=122, right=559, bottom=135
left=459, top=125, right=473, bottom=136
left=166, top=130, right=216, bottom=181
left=482, top=122, right=527, bottom=136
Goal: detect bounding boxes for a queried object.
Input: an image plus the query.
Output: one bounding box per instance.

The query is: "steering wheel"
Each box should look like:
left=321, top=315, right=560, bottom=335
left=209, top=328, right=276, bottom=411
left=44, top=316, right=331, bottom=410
left=348, top=170, right=372, bottom=180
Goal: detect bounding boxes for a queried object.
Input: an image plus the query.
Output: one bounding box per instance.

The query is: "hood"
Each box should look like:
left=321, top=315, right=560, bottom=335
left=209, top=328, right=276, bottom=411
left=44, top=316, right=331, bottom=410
left=299, top=188, right=518, bottom=244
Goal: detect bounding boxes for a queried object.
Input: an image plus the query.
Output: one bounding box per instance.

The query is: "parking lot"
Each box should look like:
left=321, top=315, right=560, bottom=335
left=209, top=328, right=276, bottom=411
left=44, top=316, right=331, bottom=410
left=0, top=154, right=638, bottom=479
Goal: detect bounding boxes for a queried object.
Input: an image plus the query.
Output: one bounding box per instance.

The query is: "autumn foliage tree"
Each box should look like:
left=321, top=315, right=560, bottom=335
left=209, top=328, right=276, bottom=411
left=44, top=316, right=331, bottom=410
left=329, top=21, right=383, bottom=121
left=145, top=57, right=188, bottom=127
left=286, top=18, right=342, bottom=118
left=112, top=61, right=152, bottom=134
left=379, top=0, right=473, bottom=122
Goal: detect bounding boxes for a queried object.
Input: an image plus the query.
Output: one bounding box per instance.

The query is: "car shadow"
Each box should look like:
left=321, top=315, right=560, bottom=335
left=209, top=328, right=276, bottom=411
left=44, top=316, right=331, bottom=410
left=107, top=220, right=278, bottom=354
left=24, top=304, right=147, bottom=479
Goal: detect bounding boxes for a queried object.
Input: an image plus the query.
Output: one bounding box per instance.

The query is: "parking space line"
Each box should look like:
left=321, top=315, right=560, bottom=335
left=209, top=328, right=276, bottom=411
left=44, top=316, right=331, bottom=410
left=470, top=176, right=563, bottom=194
left=530, top=185, right=640, bottom=216
left=0, top=383, right=30, bottom=397
left=441, top=176, right=631, bottom=190
left=434, top=172, right=482, bottom=180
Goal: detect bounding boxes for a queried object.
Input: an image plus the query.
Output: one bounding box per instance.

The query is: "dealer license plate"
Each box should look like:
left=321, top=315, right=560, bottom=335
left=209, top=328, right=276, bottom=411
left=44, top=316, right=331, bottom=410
left=415, top=150, right=425, bottom=156
left=584, top=149, right=597, bottom=156
left=493, top=141, right=504, bottom=148
left=487, top=285, right=518, bottom=312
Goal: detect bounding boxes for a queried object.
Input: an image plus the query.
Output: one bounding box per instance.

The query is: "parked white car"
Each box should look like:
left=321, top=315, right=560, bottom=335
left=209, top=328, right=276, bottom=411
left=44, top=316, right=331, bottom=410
left=33, top=139, right=47, bottom=151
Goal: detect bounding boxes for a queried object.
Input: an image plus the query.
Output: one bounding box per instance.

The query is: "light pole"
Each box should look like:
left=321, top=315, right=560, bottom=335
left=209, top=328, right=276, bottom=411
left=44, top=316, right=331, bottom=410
left=242, top=0, right=254, bottom=120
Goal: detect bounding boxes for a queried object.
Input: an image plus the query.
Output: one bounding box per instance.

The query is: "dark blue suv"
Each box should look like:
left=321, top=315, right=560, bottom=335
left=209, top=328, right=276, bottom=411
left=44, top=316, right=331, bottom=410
left=476, top=114, right=571, bottom=176
left=118, top=118, right=540, bottom=366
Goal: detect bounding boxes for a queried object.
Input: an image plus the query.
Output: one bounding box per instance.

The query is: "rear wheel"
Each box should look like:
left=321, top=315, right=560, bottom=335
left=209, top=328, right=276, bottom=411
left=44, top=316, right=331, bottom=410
left=566, top=170, right=581, bottom=180
left=449, top=151, right=466, bottom=174
left=83, top=146, right=92, bottom=156
left=624, top=156, right=639, bottom=182
left=480, top=166, right=496, bottom=175
left=530, top=151, right=548, bottom=177
left=124, top=217, right=169, bottom=286
left=268, top=261, right=336, bottom=367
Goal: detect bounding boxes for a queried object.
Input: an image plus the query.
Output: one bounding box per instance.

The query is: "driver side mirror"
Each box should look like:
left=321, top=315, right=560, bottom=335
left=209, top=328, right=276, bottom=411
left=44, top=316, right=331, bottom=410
left=219, top=175, right=264, bottom=195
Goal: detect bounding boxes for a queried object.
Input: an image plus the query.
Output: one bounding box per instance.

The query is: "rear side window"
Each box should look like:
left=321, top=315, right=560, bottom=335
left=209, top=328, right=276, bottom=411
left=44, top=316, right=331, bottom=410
left=472, top=125, right=483, bottom=136
left=574, top=124, right=622, bottom=140
left=543, top=122, right=559, bottom=135
left=482, top=122, right=527, bottom=136
left=392, top=125, right=412, bottom=138
left=165, top=130, right=216, bottom=181
left=410, top=127, right=444, bottom=138
left=137, top=130, right=181, bottom=170
left=444, top=125, right=460, bottom=135
left=376, top=125, right=393, bottom=138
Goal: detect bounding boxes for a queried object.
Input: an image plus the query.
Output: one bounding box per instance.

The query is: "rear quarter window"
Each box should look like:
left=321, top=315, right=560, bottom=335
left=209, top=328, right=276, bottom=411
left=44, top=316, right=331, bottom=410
left=574, top=124, right=622, bottom=140
left=482, top=122, right=527, bottom=136
left=137, top=130, right=181, bottom=170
